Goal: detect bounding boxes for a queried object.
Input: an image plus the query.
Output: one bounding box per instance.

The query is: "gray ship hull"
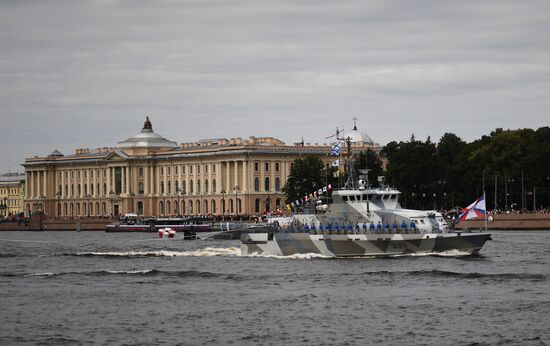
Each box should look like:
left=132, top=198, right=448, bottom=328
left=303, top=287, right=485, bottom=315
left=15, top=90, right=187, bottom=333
left=241, top=232, right=492, bottom=257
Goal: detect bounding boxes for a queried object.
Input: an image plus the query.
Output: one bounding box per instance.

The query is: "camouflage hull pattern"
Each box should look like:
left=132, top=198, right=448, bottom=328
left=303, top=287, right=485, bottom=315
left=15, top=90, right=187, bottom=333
left=241, top=232, right=492, bottom=257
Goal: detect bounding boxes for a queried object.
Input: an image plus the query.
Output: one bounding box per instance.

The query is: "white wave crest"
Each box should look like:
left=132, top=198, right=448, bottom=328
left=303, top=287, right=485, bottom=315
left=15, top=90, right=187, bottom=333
left=246, top=252, right=331, bottom=260
left=28, top=272, right=57, bottom=276
left=393, top=249, right=474, bottom=257
left=104, top=269, right=154, bottom=274
left=77, top=247, right=241, bottom=258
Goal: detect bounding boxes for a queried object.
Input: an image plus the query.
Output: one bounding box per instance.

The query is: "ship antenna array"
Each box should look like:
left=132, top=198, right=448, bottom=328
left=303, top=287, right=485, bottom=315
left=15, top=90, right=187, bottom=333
left=337, top=133, right=358, bottom=190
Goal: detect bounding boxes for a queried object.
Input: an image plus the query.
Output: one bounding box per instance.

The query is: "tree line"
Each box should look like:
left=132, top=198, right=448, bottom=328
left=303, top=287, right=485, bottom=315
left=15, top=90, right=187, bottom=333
left=283, top=127, right=550, bottom=211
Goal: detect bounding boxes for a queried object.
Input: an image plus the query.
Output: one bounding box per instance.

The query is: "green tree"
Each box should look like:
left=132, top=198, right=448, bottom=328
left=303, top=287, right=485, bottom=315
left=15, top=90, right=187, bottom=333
left=282, top=156, right=332, bottom=203
left=353, top=149, right=384, bottom=186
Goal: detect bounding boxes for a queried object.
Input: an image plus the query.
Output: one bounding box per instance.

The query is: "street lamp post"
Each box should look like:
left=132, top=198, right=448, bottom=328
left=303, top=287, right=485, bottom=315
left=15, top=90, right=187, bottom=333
left=221, top=190, right=225, bottom=220
left=234, top=186, right=239, bottom=217
left=137, top=193, right=143, bottom=217
left=56, top=192, right=61, bottom=219
left=109, top=190, right=115, bottom=218
left=85, top=194, right=91, bottom=218
left=506, top=177, right=515, bottom=211
left=129, top=193, right=135, bottom=214
left=176, top=187, right=180, bottom=216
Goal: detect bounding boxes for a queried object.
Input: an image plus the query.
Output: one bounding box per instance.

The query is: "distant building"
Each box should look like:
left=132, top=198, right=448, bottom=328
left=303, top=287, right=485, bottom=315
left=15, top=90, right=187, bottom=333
left=22, top=117, right=379, bottom=217
left=0, top=173, right=25, bottom=217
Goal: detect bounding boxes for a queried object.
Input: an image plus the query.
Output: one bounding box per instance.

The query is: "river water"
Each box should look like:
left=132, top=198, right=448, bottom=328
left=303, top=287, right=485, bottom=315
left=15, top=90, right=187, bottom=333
left=1, top=231, right=549, bottom=345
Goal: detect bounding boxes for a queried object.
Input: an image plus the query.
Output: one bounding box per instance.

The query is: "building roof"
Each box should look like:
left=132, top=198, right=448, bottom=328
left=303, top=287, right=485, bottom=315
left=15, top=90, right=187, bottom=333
left=343, top=119, right=375, bottom=145
left=0, top=173, right=25, bottom=183
left=116, top=117, right=179, bottom=149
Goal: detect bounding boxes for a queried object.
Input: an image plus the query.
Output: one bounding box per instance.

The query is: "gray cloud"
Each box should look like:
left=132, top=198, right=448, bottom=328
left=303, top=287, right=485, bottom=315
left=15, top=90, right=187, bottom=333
left=1, top=0, right=549, bottom=172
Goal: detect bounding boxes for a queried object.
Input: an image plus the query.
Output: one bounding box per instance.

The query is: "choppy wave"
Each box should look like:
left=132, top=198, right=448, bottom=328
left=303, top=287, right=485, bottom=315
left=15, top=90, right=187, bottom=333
left=364, top=269, right=548, bottom=282
left=2, top=269, right=238, bottom=279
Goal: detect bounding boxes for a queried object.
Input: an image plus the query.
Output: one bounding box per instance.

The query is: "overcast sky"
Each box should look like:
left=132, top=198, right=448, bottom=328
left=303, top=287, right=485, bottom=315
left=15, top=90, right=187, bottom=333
left=1, top=0, right=549, bottom=173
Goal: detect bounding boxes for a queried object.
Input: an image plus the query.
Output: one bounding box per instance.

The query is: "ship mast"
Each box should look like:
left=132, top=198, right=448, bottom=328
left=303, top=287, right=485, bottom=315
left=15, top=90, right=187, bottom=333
left=338, top=131, right=357, bottom=190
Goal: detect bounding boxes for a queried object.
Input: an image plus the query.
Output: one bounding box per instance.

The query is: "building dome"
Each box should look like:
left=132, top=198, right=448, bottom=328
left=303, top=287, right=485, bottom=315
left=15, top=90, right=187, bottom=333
left=344, top=119, right=374, bottom=145
left=117, top=117, right=178, bottom=149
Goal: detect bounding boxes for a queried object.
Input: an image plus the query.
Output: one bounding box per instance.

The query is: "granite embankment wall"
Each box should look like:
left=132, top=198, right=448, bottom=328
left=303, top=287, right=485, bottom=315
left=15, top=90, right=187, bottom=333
left=454, top=213, right=550, bottom=230
left=0, top=218, right=113, bottom=231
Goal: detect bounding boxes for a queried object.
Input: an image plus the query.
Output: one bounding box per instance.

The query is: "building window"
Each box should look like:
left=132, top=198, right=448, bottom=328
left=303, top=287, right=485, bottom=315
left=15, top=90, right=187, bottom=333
left=84, top=171, right=87, bottom=179
left=161, top=167, right=164, bottom=175
left=175, top=181, right=179, bottom=193
left=189, top=166, right=193, bottom=175
left=205, top=179, right=209, bottom=193
left=264, top=177, right=270, bottom=191
left=254, top=178, right=260, bottom=192
left=182, top=166, right=186, bottom=174
left=138, top=182, right=144, bottom=194
left=139, top=167, right=144, bottom=177
left=205, top=165, right=208, bottom=174
left=168, top=181, right=171, bottom=194
left=212, top=179, right=216, bottom=193
left=167, top=167, right=171, bottom=175
left=212, top=165, right=216, bottom=174
left=71, top=184, right=74, bottom=197
left=275, top=177, right=281, bottom=191
left=275, top=162, right=280, bottom=172
left=160, top=182, right=165, bottom=194
left=254, top=162, right=259, bottom=171
left=197, top=179, right=201, bottom=194
left=84, top=184, right=87, bottom=195
left=265, top=162, right=269, bottom=172
left=276, top=198, right=281, bottom=209
left=103, top=184, right=107, bottom=195
left=182, top=181, right=186, bottom=194
left=175, top=166, right=178, bottom=175
left=190, top=180, right=194, bottom=194
left=197, top=165, right=200, bottom=174
left=90, top=184, right=94, bottom=195
left=255, top=199, right=260, bottom=213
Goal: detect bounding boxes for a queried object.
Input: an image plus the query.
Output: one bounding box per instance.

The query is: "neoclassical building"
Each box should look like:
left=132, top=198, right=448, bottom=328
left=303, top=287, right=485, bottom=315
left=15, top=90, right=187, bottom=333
left=0, top=173, right=25, bottom=217
left=22, top=118, right=379, bottom=218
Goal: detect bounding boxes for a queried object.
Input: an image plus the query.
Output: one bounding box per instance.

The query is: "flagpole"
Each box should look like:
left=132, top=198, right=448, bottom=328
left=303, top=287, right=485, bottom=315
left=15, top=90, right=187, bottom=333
left=484, top=190, right=488, bottom=233
left=482, top=170, right=488, bottom=233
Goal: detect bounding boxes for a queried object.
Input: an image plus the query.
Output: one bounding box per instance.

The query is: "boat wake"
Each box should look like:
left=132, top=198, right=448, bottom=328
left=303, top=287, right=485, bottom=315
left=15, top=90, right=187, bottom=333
left=73, top=247, right=330, bottom=259
left=74, top=247, right=241, bottom=258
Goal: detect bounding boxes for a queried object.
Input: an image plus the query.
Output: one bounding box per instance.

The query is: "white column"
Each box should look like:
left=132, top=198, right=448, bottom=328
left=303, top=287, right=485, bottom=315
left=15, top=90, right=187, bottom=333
left=44, top=170, right=48, bottom=197
left=25, top=172, right=29, bottom=199
left=225, top=161, right=230, bottom=193
left=260, top=160, right=265, bottom=192
left=243, top=161, right=248, bottom=193
left=127, top=166, right=132, bottom=195
left=144, top=165, right=149, bottom=195
left=270, top=160, right=275, bottom=193
left=121, top=167, right=126, bottom=195
left=107, top=167, right=111, bottom=194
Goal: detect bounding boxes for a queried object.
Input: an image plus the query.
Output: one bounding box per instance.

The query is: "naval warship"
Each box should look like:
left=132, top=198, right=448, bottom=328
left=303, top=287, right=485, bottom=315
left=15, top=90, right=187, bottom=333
left=241, top=139, right=491, bottom=257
